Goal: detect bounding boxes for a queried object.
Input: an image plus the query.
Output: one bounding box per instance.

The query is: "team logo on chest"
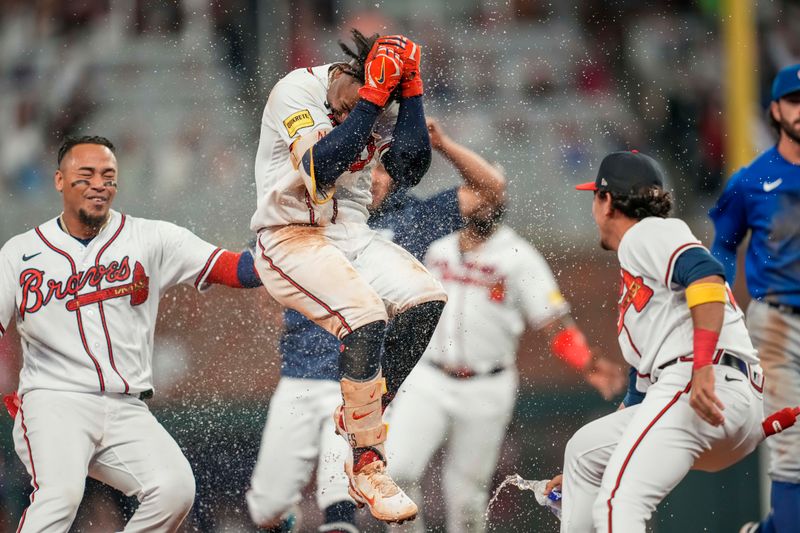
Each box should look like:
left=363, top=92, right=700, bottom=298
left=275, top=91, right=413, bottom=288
left=18, top=257, right=150, bottom=318
left=617, top=269, right=654, bottom=333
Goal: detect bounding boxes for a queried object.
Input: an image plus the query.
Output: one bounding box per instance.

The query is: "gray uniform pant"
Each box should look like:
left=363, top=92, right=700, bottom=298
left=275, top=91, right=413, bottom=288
left=747, top=299, right=800, bottom=483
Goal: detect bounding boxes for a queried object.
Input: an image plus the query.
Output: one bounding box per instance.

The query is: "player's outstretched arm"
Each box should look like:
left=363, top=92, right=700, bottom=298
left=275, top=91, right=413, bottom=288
left=543, top=316, right=625, bottom=400
left=204, top=248, right=262, bottom=289
left=426, top=118, right=506, bottom=217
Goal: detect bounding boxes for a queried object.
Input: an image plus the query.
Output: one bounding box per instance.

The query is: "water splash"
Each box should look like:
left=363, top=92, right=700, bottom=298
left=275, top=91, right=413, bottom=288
left=485, top=473, right=562, bottom=521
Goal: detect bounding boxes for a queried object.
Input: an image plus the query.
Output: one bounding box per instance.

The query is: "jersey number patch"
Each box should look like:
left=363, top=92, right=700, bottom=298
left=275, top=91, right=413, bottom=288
left=617, top=269, right=654, bottom=333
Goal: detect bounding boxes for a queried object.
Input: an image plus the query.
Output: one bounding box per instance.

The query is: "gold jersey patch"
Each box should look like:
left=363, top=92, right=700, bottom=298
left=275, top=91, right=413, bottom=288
left=283, top=110, right=314, bottom=137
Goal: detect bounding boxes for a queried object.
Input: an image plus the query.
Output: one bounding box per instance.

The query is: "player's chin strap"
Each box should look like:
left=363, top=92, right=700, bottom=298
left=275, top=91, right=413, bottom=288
left=763, top=406, right=800, bottom=438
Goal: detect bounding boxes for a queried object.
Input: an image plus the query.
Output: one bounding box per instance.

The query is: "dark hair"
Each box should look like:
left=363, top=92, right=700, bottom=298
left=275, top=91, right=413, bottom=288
left=57, top=135, right=116, bottom=165
left=599, top=186, right=673, bottom=220
left=337, top=28, right=379, bottom=83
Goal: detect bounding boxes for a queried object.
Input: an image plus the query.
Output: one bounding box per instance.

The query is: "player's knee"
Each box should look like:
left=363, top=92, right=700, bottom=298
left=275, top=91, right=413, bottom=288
left=151, top=466, right=196, bottom=518
left=41, top=481, right=85, bottom=514
left=246, top=488, right=294, bottom=527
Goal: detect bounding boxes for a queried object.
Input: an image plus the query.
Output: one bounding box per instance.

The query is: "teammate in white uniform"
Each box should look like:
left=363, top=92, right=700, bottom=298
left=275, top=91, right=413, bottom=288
left=250, top=31, right=446, bottom=524
left=542, top=151, right=768, bottom=532
left=386, top=207, right=624, bottom=533
left=0, top=136, right=262, bottom=532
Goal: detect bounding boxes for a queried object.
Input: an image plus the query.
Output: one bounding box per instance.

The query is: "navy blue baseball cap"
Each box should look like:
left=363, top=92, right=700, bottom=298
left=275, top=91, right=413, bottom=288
left=772, top=64, right=800, bottom=101
left=575, top=150, right=666, bottom=194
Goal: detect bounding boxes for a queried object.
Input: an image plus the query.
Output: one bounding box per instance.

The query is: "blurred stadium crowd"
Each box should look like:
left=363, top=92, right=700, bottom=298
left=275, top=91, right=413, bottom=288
left=1, top=0, right=799, bottom=531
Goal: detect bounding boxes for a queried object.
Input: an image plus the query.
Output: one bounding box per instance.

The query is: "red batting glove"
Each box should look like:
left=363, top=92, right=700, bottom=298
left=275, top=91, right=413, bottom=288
left=375, top=35, right=423, bottom=97
left=359, top=45, right=403, bottom=107
left=763, top=406, right=800, bottom=438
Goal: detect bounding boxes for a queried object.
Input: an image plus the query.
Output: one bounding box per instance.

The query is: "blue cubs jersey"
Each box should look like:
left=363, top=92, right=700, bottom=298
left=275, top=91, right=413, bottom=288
left=709, top=146, right=800, bottom=308
left=279, top=187, right=464, bottom=380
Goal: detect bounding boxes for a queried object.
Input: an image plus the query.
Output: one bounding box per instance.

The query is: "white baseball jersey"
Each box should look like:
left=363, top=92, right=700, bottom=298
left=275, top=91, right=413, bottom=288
left=617, top=217, right=758, bottom=390
left=250, top=64, right=397, bottom=231
left=0, top=210, right=221, bottom=395
left=422, top=225, right=569, bottom=373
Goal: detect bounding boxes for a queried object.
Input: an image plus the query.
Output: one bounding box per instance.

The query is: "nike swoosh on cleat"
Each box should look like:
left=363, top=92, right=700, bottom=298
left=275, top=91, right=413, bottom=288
left=352, top=409, right=376, bottom=421
left=763, top=178, right=783, bottom=192
left=22, top=252, right=42, bottom=261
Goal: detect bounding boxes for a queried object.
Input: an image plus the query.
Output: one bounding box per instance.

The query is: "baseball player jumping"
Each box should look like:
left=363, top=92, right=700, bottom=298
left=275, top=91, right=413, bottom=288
left=385, top=191, right=625, bottom=532
left=710, top=63, right=800, bottom=533
left=0, top=136, right=263, bottom=532
left=543, top=151, right=768, bottom=532
left=246, top=118, right=507, bottom=533
left=250, top=30, right=445, bottom=524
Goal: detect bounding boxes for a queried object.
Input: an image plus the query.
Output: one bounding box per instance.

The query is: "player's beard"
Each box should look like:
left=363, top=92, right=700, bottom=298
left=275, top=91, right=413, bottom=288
left=779, top=115, right=800, bottom=145
left=78, top=208, right=109, bottom=232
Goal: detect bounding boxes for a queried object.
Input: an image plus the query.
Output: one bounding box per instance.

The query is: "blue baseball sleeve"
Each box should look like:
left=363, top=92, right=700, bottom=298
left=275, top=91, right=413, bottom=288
left=671, top=247, right=726, bottom=287
left=709, top=171, right=748, bottom=285
left=301, top=100, right=382, bottom=188
left=381, top=96, right=432, bottom=188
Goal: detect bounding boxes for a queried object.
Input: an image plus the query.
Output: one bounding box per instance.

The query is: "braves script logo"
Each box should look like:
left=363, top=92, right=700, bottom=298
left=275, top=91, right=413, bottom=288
left=617, top=269, right=654, bottom=333
left=431, top=259, right=507, bottom=303
left=19, top=258, right=150, bottom=318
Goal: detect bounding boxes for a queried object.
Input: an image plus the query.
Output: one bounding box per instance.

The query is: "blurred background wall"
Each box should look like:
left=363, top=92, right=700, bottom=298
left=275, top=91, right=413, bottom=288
left=0, top=0, right=798, bottom=531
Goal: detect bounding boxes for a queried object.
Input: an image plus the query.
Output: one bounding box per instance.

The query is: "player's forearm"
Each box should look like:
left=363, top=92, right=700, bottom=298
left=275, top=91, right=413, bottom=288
left=382, top=96, right=431, bottom=188
left=300, top=99, right=382, bottom=188
left=687, top=275, right=726, bottom=368
left=544, top=316, right=592, bottom=372
left=438, top=135, right=506, bottom=204
left=205, top=250, right=262, bottom=288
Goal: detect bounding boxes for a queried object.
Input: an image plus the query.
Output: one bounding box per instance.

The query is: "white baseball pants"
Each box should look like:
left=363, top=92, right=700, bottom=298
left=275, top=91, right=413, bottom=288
left=386, top=362, right=518, bottom=533
left=246, top=377, right=351, bottom=526
left=13, top=389, right=195, bottom=533
left=255, top=222, right=446, bottom=340
left=560, top=362, right=764, bottom=533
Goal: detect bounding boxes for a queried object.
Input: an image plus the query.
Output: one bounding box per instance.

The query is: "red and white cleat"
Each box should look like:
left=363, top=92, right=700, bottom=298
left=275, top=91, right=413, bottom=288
left=344, top=450, right=418, bottom=525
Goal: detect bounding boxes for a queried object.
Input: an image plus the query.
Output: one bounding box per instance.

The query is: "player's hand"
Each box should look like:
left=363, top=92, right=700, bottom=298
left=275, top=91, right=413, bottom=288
left=374, top=35, right=423, bottom=98
left=426, top=118, right=450, bottom=151
left=359, top=44, right=403, bottom=107
left=584, top=356, right=626, bottom=401
left=544, top=474, right=563, bottom=496
left=690, top=366, right=725, bottom=426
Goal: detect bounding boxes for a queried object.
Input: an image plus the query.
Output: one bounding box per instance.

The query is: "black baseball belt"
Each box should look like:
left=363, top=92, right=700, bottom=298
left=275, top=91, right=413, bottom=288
left=659, top=351, right=748, bottom=377
left=429, top=361, right=507, bottom=379
left=766, top=301, right=800, bottom=316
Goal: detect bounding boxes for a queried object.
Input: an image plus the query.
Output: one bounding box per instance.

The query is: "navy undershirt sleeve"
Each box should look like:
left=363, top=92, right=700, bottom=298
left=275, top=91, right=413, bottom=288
left=671, top=247, right=726, bottom=287
left=236, top=250, right=262, bottom=288
left=381, top=96, right=431, bottom=188
left=300, top=99, right=381, bottom=188
left=622, top=366, right=645, bottom=407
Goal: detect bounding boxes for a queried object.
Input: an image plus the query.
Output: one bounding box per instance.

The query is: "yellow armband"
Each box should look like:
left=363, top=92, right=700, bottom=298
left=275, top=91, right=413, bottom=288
left=685, top=282, right=727, bottom=308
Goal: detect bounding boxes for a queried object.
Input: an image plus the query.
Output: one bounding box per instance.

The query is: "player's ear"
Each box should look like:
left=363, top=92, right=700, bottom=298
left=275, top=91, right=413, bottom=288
left=54, top=170, right=64, bottom=193
left=770, top=101, right=781, bottom=123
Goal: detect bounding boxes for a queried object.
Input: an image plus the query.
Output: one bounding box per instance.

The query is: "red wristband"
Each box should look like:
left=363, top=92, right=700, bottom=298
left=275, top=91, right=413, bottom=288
left=551, top=326, right=592, bottom=371
left=205, top=250, right=243, bottom=288
left=692, top=328, right=719, bottom=370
